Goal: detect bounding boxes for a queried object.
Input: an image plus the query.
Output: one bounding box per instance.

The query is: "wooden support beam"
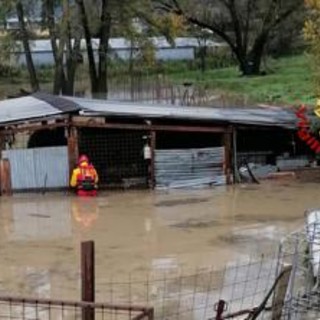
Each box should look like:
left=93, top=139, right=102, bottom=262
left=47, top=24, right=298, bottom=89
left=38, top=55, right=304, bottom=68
left=68, top=127, right=79, bottom=180
left=150, top=130, right=156, bottom=189
left=0, top=122, right=68, bottom=135
left=223, top=130, right=232, bottom=185
left=81, top=241, right=95, bottom=320
left=232, top=127, right=240, bottom=183
left=72, top=120, right=230, bottom=133
left=0, top=159, right=12, bottom=196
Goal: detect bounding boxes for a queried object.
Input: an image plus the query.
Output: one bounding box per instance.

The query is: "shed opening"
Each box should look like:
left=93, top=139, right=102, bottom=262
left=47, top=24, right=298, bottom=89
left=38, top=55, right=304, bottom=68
left=78, top=128, right=148, bottom=188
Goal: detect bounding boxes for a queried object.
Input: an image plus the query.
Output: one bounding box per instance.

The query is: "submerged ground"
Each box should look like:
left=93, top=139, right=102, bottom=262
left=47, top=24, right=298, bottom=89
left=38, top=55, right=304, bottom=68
left=0, top=180, right=316, bottom=304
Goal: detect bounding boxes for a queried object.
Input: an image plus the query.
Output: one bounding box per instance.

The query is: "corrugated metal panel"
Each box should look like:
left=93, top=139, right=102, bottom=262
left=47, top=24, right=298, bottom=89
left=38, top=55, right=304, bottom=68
left=65, top=96, right=297, bottom=128
left=2, top=146, right=69, bottom=190
left=155, top=147, right=226, bottom=189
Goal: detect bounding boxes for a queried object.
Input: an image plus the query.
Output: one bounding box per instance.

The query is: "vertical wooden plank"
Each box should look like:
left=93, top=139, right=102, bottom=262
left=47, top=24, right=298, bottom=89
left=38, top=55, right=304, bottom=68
left=0, top=159, right=12, bottom=196
left=68, top=126, right=79, bottom=179
left=223, top=130, right=232, bottom=185
left=150, top=131, right=156, bottom=189
left=81, top=241, right=95, bottom=320
left=271, top=264, right=292, bottom=320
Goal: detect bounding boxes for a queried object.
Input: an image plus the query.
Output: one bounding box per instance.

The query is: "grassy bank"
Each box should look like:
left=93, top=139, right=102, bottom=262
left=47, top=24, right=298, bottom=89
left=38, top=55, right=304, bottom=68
left=168, top=55, right=315, bottom=106
left=0, top=54, right=316, bottom=106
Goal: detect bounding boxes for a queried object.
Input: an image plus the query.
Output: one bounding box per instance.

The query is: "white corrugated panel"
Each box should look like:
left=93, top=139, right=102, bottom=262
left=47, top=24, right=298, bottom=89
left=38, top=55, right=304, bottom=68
left=2, top=146, right=69, bottom=190
left=0, top=96, right=62, bottom=124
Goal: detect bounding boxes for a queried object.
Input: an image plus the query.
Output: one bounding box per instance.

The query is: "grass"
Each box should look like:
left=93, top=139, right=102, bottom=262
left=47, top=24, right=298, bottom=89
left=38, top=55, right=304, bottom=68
left=167, top=55, right=316, bottom=106
left=0, top=54, right=316, bottom=106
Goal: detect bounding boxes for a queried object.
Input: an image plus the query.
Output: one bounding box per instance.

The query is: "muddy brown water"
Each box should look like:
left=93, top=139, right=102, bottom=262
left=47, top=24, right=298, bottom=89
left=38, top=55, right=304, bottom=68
left=0, top=181, right=317, bottom=302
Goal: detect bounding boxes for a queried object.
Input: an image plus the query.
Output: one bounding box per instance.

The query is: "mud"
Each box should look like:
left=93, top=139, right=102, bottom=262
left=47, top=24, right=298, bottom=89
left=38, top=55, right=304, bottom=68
left=0, top=181, right=317, bottom=301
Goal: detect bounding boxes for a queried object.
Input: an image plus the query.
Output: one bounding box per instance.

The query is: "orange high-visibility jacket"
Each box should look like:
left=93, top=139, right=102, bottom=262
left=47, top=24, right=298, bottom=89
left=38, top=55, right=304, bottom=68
left=70, top=161, right=99, bottom=188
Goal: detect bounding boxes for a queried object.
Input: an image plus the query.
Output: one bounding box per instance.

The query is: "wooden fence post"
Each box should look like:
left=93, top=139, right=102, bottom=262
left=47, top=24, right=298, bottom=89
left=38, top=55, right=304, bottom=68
left=81, top=241, right=95, bottom=320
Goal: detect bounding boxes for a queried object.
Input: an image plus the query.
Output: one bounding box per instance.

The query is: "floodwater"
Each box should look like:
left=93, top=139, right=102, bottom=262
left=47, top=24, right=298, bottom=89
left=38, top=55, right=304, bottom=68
left=0, top=180, right=317, bottom=303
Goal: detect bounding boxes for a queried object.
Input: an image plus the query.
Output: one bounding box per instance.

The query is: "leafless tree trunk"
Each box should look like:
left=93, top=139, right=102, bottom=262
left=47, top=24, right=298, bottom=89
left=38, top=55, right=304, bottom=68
left=44, top=0, right=81, bottom=95
left=76, top=0, right=111, bottom=98
left=16, top=0, right=39, bottom=91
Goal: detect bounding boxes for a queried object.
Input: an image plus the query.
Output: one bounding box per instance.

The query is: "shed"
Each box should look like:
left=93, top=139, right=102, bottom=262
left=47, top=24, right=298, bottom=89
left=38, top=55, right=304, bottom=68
left=0, top=93, right=304, bottom=192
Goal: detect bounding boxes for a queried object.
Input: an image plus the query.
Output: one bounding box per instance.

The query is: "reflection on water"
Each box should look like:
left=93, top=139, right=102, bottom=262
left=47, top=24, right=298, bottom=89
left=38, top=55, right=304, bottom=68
left=71, top=197, right=99, bottom=229
left=0, top=181, right=317, bottom=300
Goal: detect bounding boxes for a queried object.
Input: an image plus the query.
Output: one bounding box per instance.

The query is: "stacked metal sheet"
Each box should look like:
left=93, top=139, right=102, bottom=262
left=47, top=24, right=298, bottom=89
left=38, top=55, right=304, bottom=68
left=155, top=147, right=226, bottom=189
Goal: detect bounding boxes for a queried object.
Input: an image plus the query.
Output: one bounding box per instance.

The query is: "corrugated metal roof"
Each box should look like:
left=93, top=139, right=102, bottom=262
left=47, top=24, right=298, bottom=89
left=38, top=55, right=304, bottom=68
left=0, top=93, right=297, bottom=128
left=33, top=92, right=80, bottom=112
left=0, top=94, right=80, bottom=125
left=64, top=96, right=297, bottom=128
left=0, top=96, right=63, bottom=125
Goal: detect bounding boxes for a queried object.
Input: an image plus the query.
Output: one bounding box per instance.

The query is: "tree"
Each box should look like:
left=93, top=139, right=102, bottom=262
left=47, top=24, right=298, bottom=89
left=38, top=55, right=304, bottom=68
left=155, top=0, right=303, bottom=75
left=304, top=0, right=320, bottom=96
left=15, top=0, right=39, bottom=91
left=75, top=0, right=153, bottom=98
left=0, top=0, right=40, bottom=91
left=43, top=0, right=82, bottom=95
left=76, top=0, right=111, bottom=98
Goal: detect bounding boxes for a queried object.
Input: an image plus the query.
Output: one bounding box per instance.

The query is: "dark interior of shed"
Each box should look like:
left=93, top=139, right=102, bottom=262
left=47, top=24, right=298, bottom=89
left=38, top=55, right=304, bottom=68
left=236, top=128, right=312, bottom=166
left=28, top=128, right=67, bottom=148
left=78, top=128, right=148, bottom=187
left=156, top=131, right=223, bottom=149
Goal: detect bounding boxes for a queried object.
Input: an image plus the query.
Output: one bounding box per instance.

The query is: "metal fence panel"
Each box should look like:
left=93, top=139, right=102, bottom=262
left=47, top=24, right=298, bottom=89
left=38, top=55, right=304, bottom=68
left=155, top=147, right=226, bottom=189
left=2, top=146, right=69, bottom=191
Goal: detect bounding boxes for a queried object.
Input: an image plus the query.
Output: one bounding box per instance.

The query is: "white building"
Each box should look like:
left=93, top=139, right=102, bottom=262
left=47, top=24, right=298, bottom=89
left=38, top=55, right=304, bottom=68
left=12, top=37, right=225, bottom=66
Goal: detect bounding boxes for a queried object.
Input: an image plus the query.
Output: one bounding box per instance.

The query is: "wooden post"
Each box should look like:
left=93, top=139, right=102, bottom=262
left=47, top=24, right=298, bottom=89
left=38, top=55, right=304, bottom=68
left=271, top=264, right=292, bottom=320
left=223, top=130, right=232, bottom=185
left=232, top=127, right=240, bottom=183
left=0, top=159, right=12, bottom=196
left=150, top=131, right=156, bottom=189
left=68, top=127, right=79, bottom=178
left=81, top=241, right=95, bottom=320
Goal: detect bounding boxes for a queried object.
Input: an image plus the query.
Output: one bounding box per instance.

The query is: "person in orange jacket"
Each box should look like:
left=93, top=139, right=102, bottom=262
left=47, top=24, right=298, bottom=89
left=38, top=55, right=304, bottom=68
left=70, top=154, right=99, bottom=196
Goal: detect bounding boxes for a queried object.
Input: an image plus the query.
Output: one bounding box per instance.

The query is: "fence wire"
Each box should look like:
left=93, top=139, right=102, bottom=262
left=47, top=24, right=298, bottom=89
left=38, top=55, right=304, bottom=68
left=277, top=211, right=320, bottom=320
left=96, top=253, right=280, bottom=320
left=0, top=297, right=153, bottom=320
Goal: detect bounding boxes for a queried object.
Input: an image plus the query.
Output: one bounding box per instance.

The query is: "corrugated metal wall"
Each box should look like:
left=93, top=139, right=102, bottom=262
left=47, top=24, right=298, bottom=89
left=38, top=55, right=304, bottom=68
left=155, top=147, right=226, bottom=189
left=2, top=146, right=69, bottom=191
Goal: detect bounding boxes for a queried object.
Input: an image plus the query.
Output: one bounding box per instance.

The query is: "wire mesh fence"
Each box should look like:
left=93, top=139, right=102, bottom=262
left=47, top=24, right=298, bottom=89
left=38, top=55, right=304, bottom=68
left=0, top=296, right=153, bottom=320
left=75, top=73, right=253, bottom=108
left=0, top=297, right=153, bottom=320
left=276, top=210, right=320, bottom=320
left=0, top=249, right=310, bottom=320
left=95, top=253, right=281, bottom=320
